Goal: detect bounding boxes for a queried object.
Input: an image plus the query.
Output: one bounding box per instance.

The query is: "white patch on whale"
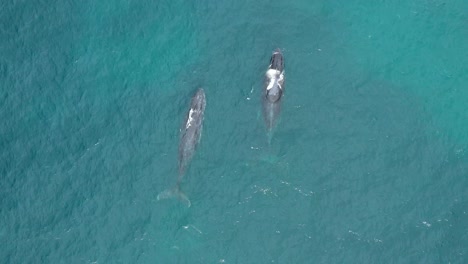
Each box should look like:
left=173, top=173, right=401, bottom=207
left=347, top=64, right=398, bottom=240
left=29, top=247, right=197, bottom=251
left=266, top=69, right=283, bottom=91
left=266, top=69, right=280, bottom=79
left=266, top=69, right=281, bottom=91
left=186, top=108, right=197, bottom=129
left=266, top=79, right=276, bottom=90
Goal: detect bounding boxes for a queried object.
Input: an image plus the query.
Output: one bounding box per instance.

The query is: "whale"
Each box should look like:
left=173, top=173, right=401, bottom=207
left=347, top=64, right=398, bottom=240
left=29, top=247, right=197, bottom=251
left=157, top=88, right=206, bottom=207
left=262, top=49, right=285, bottom=143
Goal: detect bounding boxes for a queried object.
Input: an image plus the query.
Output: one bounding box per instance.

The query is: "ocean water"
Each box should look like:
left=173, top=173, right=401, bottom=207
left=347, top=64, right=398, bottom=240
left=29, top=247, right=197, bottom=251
left=1, top=0, right=467, bottom=263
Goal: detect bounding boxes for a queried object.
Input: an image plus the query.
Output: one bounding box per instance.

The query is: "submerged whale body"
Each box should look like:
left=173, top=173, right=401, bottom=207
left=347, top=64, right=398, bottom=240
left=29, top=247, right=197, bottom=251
left=157, top=88, right=206, bottom=207
left=262, top=49, right=285, bottom=141
left=178, top=88, right=206, bottom=177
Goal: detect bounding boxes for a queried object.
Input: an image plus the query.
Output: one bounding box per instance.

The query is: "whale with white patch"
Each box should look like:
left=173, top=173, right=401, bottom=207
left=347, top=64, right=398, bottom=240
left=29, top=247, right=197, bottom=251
left=157, top=88, right=206, bottom=207
left=262, top=49, right=285, bottom=143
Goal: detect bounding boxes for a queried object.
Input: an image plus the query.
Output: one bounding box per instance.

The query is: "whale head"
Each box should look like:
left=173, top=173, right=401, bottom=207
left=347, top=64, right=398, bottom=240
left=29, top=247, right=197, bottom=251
left=269, top=49, right=284, bottom=72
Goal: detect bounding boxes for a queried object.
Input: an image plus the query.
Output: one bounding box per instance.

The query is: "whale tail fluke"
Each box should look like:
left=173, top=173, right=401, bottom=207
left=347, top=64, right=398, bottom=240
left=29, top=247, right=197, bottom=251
left=157, top=185, right=191, bottom=207
left=259, top=154, right=280, bottom=164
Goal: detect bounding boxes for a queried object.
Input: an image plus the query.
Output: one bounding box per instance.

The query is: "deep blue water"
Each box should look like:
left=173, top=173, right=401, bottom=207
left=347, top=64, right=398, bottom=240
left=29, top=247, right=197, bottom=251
left=1, top=0, right=467, bottom=263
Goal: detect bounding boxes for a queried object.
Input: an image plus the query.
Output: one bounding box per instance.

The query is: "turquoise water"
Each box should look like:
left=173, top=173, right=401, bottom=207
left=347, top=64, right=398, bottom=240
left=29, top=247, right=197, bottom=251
left=1, top=0, right=467, bottom=263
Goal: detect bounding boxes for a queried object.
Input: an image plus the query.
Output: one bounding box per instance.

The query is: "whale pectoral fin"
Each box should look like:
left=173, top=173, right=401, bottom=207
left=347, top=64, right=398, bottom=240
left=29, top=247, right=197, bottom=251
left=157, top=186, right=191, bottom=207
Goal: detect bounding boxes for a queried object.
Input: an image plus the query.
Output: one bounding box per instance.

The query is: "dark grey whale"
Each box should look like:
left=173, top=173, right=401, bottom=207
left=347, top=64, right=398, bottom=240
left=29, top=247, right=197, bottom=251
left=157, top=88, right=206, bottom=207
left=262, top=49, right=285, bottom=142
